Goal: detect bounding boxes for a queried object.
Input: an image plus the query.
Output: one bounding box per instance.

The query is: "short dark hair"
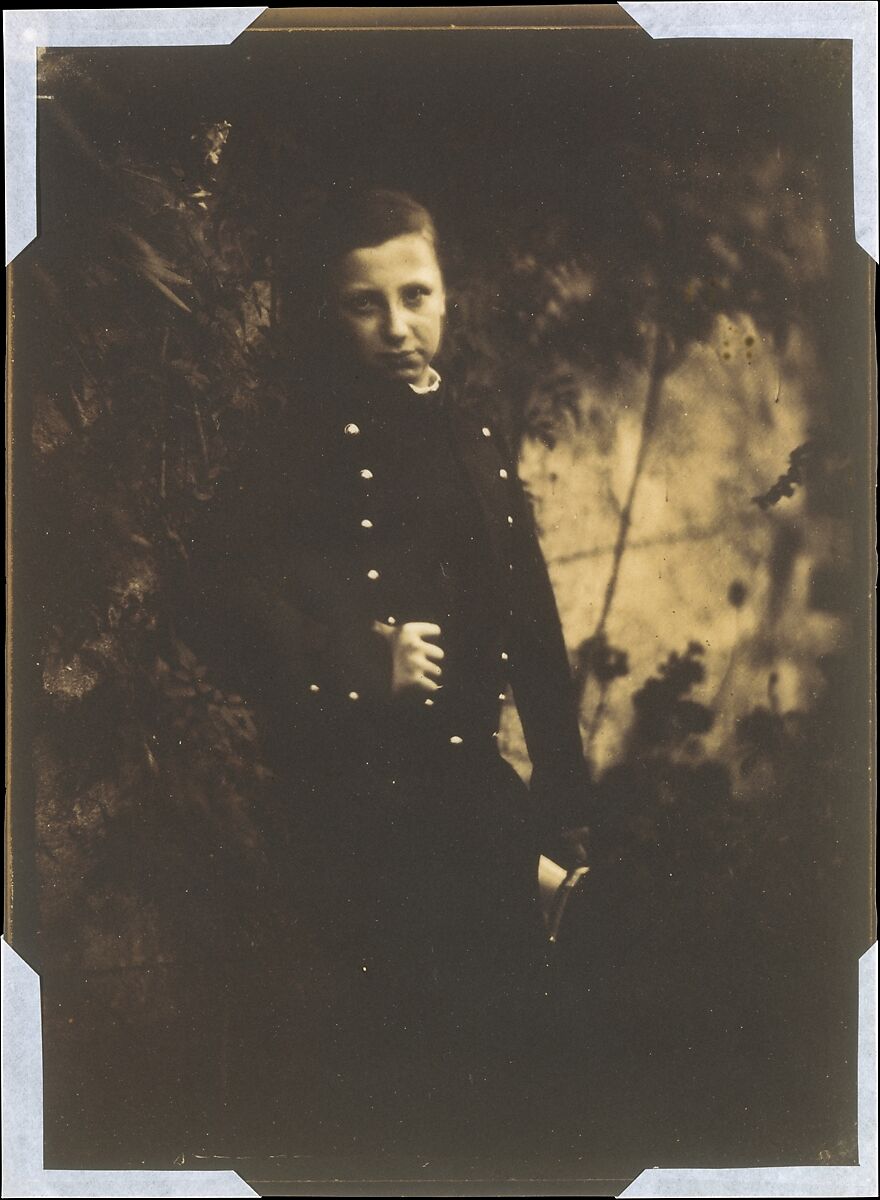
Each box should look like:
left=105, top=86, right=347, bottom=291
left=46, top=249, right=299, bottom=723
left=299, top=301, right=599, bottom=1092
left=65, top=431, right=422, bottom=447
left=281, top=187, right=443, bottom=375
left=311, top=188, right=439, bottom=267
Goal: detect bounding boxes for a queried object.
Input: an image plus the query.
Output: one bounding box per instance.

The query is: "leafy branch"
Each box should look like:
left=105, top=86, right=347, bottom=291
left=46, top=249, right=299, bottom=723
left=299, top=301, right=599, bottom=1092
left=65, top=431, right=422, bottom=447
left=751, top=442, right=814, bottom=511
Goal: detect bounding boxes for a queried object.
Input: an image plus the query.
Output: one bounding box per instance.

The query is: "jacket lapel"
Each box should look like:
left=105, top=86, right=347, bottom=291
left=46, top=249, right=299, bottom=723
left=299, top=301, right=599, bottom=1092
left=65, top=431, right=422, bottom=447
left=444, top=383, right=512, bottom=580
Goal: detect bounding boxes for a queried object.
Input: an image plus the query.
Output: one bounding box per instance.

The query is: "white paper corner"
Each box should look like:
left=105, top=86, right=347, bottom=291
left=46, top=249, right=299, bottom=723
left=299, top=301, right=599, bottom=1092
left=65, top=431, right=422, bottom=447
left=1, top=939, right=259, bottom=1199
left=619, top=1, right=879, bottom=263
left=3, top=7, right=267, bottom=264
left=619, top=941, right=878, bottom=1197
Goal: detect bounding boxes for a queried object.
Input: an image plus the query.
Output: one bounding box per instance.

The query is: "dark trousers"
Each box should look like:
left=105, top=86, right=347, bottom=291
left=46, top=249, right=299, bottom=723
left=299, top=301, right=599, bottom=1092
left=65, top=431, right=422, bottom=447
left=223, top=743, right=552, bottom=1162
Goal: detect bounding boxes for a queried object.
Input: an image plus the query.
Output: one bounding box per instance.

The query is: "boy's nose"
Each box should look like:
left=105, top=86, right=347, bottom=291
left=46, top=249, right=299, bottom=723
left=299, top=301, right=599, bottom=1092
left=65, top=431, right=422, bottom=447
left=384, top=304, right=409, bottom=342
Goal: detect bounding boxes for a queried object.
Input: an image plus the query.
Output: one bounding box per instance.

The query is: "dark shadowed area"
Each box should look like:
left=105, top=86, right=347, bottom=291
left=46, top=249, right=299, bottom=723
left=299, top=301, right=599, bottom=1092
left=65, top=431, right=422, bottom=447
left=8, top=18, right=873, bottom=1187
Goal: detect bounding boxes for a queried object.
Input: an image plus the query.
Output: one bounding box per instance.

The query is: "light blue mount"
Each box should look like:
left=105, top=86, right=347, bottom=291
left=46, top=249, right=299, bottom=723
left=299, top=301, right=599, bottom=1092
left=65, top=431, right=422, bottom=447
left=1, top=938, right=259, bottom=1197
left=620, top=1, right=879, bottom=263
left=3, top=8, right=876, bottom=1198
left=3, top=8, right=267, bottom=264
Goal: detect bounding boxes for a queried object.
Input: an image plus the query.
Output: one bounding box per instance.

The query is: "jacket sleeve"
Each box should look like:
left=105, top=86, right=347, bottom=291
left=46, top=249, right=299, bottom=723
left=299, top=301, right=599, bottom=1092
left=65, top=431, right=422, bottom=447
left=502, top=443, right=593, bottom=836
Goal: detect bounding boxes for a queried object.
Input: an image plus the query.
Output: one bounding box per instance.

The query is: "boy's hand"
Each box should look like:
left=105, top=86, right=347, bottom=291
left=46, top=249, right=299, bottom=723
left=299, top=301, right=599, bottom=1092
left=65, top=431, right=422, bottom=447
left=374, top=620, right=444, bottom=696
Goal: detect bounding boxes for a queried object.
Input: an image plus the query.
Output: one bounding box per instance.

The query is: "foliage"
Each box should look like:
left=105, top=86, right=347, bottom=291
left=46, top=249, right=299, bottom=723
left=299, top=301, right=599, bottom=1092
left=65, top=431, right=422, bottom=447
left=22, top=45, right=862, bottom=1165
left=28, top=62, right=287, bottom=966
left=444, top=141, right=833, bottom=449
left=26, top=49, right=855, bottom=961
left=751, top=441, right=814, bottom=509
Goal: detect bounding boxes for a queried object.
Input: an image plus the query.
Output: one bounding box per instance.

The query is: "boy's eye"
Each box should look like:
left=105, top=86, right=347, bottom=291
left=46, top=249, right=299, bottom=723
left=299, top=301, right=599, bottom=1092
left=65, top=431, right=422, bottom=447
left=346, top=294, right=377, bottom=312
left=403, top=286, right=430, bottom=304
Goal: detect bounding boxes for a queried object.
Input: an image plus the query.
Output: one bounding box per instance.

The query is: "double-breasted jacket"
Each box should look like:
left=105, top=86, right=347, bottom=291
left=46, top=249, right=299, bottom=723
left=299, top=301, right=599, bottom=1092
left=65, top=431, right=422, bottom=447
left=189, top=369, right=591, bottom=845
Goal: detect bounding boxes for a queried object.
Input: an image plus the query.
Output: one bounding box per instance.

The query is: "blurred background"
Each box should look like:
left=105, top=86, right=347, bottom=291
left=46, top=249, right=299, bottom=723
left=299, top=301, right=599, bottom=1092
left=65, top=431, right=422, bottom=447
left=9, top=17, right=873, bottom=1184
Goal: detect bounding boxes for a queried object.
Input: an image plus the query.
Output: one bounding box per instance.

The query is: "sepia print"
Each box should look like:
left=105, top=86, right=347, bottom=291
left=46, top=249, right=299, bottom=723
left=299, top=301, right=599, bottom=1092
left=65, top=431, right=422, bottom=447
left=7, top=7, right=875, bottom=1194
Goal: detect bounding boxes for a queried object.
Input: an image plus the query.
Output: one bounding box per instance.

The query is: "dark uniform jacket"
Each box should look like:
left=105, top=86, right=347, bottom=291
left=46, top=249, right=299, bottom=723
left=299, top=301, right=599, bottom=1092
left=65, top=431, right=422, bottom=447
left=188, top=367, right=591, bottom=846
left=186, top=367, right=593, bottom=1138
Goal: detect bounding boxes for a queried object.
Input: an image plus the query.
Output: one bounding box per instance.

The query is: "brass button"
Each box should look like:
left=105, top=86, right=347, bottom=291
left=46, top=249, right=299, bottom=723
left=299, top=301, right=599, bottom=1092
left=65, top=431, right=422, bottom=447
left=481, top=426, right=492, bottom=438
left=360, top=519, right=373, bottom=529
left=449, top=735, right=463, bottom=744
left=348, top=691, right=360, bottom=701
left=309, top=683, right=320, bottom=693
left=507, top=515, right=514, bottom=526
left=360, top=468, right=373, bottom=479
left=500, top=651, right=508, bottom=661
left=499, top=468, right=508, bottom=479
left=424, top=697, right=434, bottom=706
left=367, top=569, right=380, bottom=580
left=386, top=616, right=396, bottom=625
left=344, top=423, right=360, bottom=436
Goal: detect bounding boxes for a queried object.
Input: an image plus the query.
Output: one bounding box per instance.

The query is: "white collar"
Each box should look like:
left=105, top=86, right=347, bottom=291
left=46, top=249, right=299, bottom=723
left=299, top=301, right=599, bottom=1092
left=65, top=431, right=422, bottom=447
left=408, top=366, right=442, bottom=394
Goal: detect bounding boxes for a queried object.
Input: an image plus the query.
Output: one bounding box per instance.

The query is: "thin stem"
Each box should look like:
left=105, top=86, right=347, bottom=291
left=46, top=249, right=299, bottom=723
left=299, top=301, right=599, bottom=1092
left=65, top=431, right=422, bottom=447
left=592, top=329, right=668, bottom=641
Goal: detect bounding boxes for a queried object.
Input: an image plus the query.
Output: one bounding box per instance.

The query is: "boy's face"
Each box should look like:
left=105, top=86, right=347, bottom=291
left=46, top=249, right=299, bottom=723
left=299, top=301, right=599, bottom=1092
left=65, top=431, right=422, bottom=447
left=332, top=233, right=446, bottom=388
